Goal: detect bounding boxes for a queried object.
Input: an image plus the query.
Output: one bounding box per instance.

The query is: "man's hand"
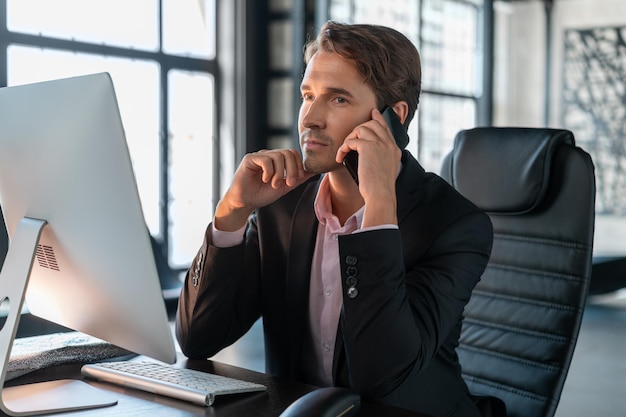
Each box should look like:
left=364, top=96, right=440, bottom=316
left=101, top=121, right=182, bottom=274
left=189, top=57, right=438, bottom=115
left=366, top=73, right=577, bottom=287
left=336, top=108, right=402, bottom=227
left=214, top=149, right=314, bottom=231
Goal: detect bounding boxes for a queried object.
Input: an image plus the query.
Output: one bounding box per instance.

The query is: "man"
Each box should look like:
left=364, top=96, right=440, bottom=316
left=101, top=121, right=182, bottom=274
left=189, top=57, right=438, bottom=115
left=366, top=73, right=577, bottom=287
left=176, top=21, right=493, bottom=417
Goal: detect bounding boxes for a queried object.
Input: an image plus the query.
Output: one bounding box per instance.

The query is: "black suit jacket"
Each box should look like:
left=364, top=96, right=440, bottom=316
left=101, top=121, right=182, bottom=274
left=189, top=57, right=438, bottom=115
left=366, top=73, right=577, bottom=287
left=176, top=151, right=493, bottom=417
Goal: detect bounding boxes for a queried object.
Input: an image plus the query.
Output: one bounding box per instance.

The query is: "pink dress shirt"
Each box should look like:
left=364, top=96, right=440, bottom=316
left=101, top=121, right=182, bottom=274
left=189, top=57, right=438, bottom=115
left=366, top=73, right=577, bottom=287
left=211, top=174, right=396, bottom=385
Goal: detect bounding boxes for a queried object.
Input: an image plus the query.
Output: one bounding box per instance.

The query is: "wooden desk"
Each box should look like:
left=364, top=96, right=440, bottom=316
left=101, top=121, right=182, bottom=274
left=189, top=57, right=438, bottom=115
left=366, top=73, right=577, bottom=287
left=3, top=358, right=429, bottom=417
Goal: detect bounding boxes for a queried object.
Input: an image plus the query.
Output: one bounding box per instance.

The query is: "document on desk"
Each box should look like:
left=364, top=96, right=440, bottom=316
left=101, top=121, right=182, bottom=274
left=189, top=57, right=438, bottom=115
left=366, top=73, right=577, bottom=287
left=8, top=331, right=134, bottom=381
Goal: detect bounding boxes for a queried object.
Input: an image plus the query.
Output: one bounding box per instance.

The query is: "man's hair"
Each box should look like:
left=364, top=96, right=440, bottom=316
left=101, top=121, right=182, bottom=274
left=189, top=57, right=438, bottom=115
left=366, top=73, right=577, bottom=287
left=303, top=21, right=422, bottom=128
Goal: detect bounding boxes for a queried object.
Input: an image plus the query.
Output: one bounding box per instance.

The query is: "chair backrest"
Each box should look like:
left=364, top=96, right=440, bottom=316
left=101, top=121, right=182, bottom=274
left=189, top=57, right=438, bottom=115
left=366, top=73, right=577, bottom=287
left=440, top=127, right=596, bottom=417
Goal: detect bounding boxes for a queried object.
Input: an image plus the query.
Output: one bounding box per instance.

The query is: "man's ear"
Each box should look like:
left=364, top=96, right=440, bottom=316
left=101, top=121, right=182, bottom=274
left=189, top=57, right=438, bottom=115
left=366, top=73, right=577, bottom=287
left=390, top=101, right=409, bottom=125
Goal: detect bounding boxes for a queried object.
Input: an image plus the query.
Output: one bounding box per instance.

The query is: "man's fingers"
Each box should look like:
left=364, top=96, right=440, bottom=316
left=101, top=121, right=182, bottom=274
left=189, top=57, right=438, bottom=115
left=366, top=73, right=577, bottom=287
left=283, top=149, right=305, bottom=186
left=251, top=150, right=304, bottom=188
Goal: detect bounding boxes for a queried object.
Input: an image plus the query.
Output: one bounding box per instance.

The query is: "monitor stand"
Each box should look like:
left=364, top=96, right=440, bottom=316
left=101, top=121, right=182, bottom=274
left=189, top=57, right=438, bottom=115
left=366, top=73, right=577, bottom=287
left=0, top=217, right=118, bottom=416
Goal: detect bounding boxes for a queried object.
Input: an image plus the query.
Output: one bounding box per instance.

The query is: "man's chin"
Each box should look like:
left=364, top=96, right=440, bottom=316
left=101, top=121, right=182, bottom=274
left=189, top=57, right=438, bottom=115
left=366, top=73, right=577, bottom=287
left=303, top=159, right=342, bottom=175
left=302, top=158, right=321, bottom=174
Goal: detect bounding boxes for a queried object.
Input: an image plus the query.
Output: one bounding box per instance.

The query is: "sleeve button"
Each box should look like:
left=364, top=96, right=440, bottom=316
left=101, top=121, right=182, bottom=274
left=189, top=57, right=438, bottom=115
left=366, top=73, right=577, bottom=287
left=347, top=287, right=359, bottom=299
left=346, top=266, right=358, bottom=277
left=345, top=255, right=357, bottom=265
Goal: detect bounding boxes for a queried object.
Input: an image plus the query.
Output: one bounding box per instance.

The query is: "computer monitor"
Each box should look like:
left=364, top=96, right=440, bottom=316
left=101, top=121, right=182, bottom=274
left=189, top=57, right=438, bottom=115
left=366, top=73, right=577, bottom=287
left=0, top=73, right=177, bottom=415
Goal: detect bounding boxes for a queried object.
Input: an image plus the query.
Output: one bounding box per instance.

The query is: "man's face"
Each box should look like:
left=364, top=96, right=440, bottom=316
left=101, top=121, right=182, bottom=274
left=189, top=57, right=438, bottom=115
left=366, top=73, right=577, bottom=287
left=298, top=51, right=378, bottom=174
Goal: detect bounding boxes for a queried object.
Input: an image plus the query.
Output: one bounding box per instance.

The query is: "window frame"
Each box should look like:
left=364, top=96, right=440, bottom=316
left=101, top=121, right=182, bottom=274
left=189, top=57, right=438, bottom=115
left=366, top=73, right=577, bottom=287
left=0, top=0, right=219, bottom=285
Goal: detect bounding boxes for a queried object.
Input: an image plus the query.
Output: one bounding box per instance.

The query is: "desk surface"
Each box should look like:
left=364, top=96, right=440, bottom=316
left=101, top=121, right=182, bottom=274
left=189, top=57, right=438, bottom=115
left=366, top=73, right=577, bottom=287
left=3, top=358, right=429, bottom=417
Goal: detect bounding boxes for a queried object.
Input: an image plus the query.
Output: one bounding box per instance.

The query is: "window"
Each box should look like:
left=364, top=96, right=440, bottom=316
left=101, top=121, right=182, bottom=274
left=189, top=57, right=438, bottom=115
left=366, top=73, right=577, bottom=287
left=419, top=0, right=482, bottom=173
left=327, top=0, right=484, bottom=173
left=0, top=0, right=217, bottom=273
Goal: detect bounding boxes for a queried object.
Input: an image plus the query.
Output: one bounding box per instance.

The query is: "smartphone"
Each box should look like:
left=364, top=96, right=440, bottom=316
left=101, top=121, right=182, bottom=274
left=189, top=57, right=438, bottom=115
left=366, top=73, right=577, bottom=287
left=343, top=106, right=409, bottom=185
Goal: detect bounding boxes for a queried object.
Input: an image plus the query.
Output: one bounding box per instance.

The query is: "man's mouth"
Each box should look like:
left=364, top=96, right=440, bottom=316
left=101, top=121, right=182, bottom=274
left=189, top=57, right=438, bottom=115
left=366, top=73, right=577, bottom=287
left=301, top=131, right=330, bottom=150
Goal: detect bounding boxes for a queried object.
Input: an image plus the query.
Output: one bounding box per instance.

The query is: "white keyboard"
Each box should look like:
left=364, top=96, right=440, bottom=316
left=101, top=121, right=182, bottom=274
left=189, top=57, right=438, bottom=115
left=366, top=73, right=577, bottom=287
left=81, top=360, right=266, bottom=406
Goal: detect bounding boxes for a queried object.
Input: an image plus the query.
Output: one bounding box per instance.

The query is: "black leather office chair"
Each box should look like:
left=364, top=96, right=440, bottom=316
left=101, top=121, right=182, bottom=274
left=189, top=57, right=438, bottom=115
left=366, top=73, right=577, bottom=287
left=440, top=127, right=596, bottom=417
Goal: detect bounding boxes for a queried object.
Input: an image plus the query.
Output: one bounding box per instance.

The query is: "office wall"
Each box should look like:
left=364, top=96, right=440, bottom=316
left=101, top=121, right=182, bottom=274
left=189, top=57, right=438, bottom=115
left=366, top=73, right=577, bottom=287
left=494, top=0, right=626, bottom=255
left=493, top=0, right=626, bottom=128
left=493, top=0, right=546, bottom=127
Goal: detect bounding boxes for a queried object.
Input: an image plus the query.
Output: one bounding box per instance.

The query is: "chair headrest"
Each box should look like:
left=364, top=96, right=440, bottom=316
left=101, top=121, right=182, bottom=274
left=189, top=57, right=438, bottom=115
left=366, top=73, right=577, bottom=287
left=447, top=127, right=575, bottom=214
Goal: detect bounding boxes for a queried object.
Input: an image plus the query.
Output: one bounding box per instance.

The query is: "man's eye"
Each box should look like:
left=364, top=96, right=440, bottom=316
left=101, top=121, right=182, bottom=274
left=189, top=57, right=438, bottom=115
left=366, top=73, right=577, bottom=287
left=301, top=93, right=314, bottom=101
left=334, top=97, right=347, bottom=104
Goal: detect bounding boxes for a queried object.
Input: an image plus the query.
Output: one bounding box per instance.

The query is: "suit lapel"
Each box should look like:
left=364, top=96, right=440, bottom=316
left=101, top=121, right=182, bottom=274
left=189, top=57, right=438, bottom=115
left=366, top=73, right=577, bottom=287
left=285, top=177, right=320, bottom=375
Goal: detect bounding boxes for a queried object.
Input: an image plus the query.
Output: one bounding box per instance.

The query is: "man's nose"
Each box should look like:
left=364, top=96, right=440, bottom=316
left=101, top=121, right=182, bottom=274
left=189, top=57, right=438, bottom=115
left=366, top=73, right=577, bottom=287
left=299, top=100, right=326, bottom=130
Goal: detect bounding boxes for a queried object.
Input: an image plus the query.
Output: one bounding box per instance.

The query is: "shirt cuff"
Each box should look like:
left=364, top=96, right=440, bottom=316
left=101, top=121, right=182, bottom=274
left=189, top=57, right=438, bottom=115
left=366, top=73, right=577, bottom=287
left=353, top=224, right=399, bottom=234
left=211, top=223, right=246, bottom=248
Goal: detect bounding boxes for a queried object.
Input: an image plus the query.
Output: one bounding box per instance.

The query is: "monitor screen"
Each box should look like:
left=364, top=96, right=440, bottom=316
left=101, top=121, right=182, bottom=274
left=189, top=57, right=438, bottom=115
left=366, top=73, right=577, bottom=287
left=0, top=73, right=177, bottom=377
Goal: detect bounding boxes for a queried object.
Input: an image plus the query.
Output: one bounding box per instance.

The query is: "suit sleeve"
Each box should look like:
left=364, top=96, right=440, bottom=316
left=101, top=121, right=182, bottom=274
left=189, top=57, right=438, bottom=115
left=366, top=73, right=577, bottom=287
left=175, top=220, right=262, bottom=359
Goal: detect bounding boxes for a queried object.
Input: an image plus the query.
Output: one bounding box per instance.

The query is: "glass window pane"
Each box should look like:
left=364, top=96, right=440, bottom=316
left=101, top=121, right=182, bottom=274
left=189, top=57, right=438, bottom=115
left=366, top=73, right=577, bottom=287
left=7, top=0, right=159, bottom=51
left=270, top=0, right=293, bottom=13
left=419, top=93, right=475, bottom=173
left=7, top=46, right=161, bottom=236
left=168, top=70, right=214, bottom=267
left=329, top=0, right=420, bottom=44
left=269, top=20, right=293, bottom=71
left=421, top=0, right=479, bottom=96
left=163, top=0, right=216, bottom=59
left=268, top=78, right=294, bottom=129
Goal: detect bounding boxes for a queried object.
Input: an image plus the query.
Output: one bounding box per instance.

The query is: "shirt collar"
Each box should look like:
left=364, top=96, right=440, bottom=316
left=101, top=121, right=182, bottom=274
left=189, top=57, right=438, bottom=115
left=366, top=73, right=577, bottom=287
left=313, top=174, right=364, bottom=231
